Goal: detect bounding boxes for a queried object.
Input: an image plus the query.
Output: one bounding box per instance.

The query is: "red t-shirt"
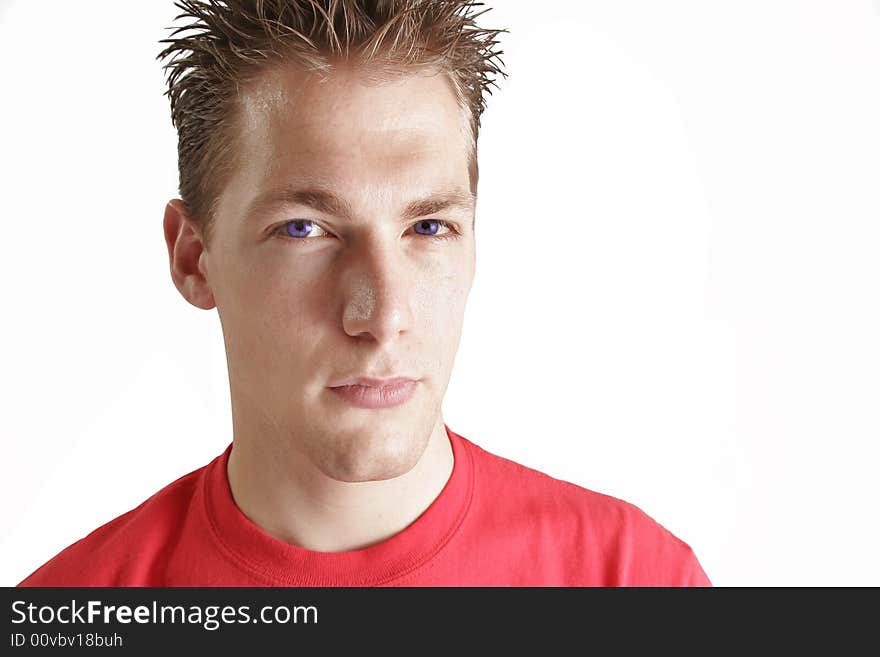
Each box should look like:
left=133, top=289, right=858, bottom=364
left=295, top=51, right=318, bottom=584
left=18, top=426, right=711, bottom=586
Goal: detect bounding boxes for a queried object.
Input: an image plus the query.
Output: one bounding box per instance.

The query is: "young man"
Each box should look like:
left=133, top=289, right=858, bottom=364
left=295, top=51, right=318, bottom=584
left=19, top=0, right=710, bottom=586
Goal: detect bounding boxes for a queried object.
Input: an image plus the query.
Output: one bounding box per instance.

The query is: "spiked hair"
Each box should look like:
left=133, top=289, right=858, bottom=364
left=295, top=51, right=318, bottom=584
left=157, top=0, right=507, bottom=246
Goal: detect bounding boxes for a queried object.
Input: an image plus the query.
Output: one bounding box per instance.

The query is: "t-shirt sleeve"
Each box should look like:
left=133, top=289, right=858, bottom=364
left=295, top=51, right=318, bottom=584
left=637, top=515, right=713, bottom=586
left=609, top=500, right=713, bottom=586
left=677, top=545, right=712, bottom=587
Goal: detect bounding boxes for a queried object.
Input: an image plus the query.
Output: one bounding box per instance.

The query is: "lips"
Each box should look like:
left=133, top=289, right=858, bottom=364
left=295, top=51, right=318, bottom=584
left=327, top=377, right=419, bottom=409
left=330, top=376, right=416, bottom=388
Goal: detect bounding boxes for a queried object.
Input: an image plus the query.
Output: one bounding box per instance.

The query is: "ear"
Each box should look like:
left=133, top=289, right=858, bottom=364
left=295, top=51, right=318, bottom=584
left=163, top=199, right=216, bottom=310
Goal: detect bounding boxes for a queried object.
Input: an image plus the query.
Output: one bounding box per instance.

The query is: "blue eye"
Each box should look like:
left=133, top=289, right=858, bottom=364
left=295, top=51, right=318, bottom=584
left=413, top=219, right=440, bottom=236
left=285, top=219, right=314, bottom=238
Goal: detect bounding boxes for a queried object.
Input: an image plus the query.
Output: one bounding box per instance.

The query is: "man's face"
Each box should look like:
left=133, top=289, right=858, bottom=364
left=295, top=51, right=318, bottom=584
left=200, top=64, right=475, bottom=483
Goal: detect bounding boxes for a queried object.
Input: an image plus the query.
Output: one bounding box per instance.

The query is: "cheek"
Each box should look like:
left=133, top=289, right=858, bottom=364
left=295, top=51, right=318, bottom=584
left=262, top=273, right=334, bottom=334
left=412, top=263, right=472, bottom=333
left=229, top=262, right=333, bottom=356
left=418, top=269, right=471, bottom=380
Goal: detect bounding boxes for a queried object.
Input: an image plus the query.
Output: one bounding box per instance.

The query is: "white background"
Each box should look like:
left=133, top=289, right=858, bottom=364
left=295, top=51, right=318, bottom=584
left=2, top=0, right=878, bottom=587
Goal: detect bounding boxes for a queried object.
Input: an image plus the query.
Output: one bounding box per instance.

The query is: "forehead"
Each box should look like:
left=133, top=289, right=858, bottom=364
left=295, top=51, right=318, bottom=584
left=227, top=64, right=472, bottom=212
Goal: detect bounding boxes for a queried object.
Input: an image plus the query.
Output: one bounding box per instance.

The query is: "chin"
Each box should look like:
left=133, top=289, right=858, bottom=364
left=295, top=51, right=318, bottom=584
left=310, top=424, right=430, bottom=483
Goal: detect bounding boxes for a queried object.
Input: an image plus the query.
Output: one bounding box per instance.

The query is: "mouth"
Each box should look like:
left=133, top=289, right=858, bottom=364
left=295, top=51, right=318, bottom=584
left=327, top=377, right=419, bottom=409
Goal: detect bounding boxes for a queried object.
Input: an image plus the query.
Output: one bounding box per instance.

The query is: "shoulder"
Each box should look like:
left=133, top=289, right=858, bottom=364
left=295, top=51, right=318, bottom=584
left=460, top=436, right=711, bottom=585
left=17, top=463, right=207, bottom=587
left=464, top=436, right=647, bottom=522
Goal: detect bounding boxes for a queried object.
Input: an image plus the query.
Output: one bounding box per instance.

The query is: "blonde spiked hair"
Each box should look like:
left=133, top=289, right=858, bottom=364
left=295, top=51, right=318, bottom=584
left=157, top=0, right=507, bottom=247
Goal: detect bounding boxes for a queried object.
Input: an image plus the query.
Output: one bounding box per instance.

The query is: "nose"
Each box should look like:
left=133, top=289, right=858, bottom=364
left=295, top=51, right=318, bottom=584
left=340, top=241, right=414, bottom=345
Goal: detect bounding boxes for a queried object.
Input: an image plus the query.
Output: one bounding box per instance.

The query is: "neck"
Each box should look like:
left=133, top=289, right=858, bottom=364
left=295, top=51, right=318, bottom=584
left=226, top=416, right=454, bottom=552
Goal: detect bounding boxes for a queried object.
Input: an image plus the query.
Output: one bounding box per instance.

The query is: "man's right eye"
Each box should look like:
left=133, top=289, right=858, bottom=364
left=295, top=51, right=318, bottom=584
left=272, top=220, right=329, bottom=240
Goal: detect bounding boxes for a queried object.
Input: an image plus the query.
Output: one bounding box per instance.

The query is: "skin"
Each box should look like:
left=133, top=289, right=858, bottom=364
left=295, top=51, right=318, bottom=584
left=162, top=63, right=476, bottom=552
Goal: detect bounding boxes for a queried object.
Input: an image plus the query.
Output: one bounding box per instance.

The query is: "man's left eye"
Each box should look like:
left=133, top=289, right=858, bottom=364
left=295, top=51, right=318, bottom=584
left=413, top=219, right=439, bottom=235
left=413, top=220, right=454, bottom=237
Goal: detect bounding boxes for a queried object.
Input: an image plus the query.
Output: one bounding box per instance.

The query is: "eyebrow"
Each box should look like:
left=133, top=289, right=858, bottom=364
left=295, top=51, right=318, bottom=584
left=245, top=184, right=476, bottom=223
